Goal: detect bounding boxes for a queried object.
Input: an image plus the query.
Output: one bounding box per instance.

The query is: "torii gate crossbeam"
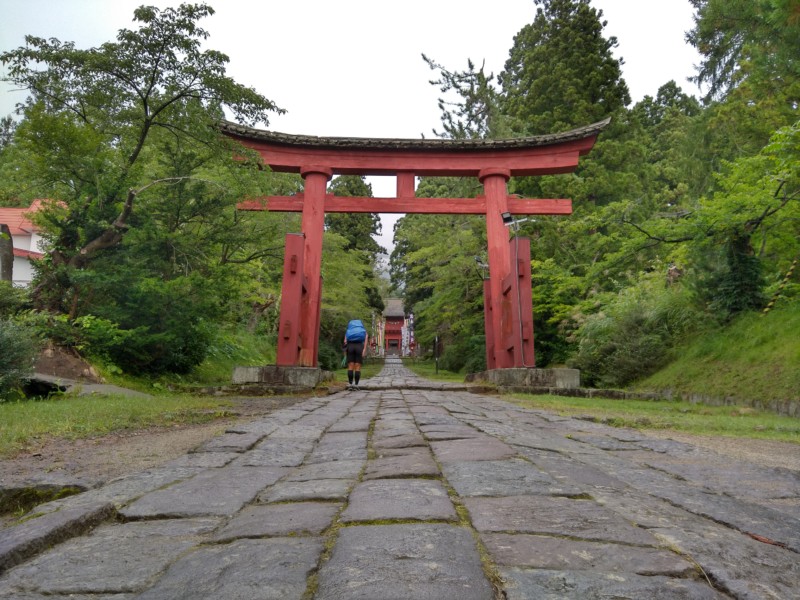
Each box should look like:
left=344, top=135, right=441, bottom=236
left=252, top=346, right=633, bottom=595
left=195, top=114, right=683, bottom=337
left=222, top=119, right=609, bottom=370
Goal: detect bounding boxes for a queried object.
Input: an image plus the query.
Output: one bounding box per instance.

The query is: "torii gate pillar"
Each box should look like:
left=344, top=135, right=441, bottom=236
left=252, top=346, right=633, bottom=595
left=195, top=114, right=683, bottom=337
left=482, top=169, right=512, bottom=368
left=297, top=166, right=331, bottom=367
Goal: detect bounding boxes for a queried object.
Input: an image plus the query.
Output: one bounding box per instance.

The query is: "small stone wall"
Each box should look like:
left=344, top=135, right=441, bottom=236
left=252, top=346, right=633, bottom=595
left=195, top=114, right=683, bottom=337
left=231, top=366, right=324, bottom=388
left=490, top=382, right=799, bottom=418
left=466, top=368, right=580, bottom=389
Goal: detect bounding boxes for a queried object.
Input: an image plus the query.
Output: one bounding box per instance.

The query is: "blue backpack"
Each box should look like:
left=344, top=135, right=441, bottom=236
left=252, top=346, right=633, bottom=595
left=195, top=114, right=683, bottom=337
left=345, top=320, right=367, bottom=342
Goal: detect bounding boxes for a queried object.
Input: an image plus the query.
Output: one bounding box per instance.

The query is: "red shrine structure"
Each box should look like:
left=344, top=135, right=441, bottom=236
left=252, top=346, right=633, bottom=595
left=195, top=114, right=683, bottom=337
left=222, top=118, right=609, bottom=372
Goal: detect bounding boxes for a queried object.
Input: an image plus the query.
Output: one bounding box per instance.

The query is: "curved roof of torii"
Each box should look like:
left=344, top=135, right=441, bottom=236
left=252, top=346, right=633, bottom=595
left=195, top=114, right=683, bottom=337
left=219, top=118, right=611, bottom=178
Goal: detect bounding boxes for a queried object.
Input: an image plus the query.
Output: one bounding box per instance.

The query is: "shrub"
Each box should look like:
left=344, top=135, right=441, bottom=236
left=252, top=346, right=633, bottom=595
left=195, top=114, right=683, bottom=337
left=0, top=282, right=31, bottom=317
left=318, top=339, right=343, bottom=372
left=689, top=235, right=767, bottom=321
left=0, top=320, right=41, bottom=400
left=439, top=334, right=486, bottom=373
left=569, top=273, right=704, bottom=387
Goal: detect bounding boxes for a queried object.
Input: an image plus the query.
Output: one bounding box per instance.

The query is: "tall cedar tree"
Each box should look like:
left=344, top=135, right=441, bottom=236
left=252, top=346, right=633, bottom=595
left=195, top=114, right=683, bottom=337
left=500, top=0, right=630, bottom=134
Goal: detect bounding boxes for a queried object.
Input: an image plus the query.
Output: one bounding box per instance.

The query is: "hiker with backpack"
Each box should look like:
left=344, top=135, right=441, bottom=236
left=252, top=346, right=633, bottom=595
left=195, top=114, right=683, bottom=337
left=343, top=319, right=368, bottom=390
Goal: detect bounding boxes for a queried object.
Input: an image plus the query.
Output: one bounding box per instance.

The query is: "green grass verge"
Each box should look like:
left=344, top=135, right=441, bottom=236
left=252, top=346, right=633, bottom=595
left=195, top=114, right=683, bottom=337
left=334, top=357, right=385, bottom=382
left=509, top=393, right=800, bottom=444
left=638, top=302, right=800, bottom=402
left=0, top=393, right=236, bottom=458
left=186, top=327, right=276, bottom=386
left=403, top=359, right=466, bottom=382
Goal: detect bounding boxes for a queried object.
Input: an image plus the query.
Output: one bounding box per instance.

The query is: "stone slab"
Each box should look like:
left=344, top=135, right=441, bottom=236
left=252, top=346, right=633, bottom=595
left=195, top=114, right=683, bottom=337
left=1, top=518, right=219, bottom=595
left=316, top=524, right=493, bottom=600
left=612, top=473, right=800, bottom=594
left=639, top=456, right=800, bottom=501
left=501, top=568, right=724, bottom=599
left=120, top=466, right=288, bottom=519
left=306, top=446, right=367, bottom=463
left=483, top=533, right=695, bottom=576
left=260, top=478, right=354, bottom=503
left=212, top=503, right=340, bottom=541
left=232, top=440, right=312, bottom=467
left=648, top=482, right=800, bottom=553
left=372, top=433, right=427, bottom=449
left=194, top=431, right=265, bottom=453
left=442, top=458, right=581, bottom=497
left=521, top=451, right=627, bottom=491
left=327, top=418, right=372, bottom=432
left=286, top=459, right=364, bottom=481
left=363, top=452, right=440, bottom=480
left=164, top=451, right=240, bottom=468
left=28, top=467, right=203, bottom=515
left=341, top=479, right=456, bottom=522
left=268, top=425, right=325, bottom=439
left=136, top=537, right=323, bottom=600
left=430, top=437, right=516, bottom=462
left=568, top=433, right=645, bottom=451
left=464, top=496, right=658, bottom=546
left=645, top=517, right=800, bottom=599
left=419, top=425, right=481, bottom=440
left=373, top=445, right=433, bottom=458
left=0, top=592, right=133, bottom=600
left=0, top=500, right=114, bottom=575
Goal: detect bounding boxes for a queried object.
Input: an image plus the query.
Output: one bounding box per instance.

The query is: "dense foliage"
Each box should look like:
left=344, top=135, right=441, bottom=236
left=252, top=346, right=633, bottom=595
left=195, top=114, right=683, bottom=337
left=391, top=0, right=799, bottom=385
left=0, top=4, right=386, bottom=376
left=1, top=0, right=797, bottom=387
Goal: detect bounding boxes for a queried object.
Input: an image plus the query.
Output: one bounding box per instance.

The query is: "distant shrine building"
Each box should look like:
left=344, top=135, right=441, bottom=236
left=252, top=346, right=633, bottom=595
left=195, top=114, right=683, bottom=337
left=381, top=298, right=413, bottom=357
left=223, top=118, right=608, bottom=371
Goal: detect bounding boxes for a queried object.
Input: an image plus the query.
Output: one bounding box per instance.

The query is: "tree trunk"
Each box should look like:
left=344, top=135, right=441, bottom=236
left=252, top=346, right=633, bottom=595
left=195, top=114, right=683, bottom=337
left=0, top=223, right=13, bottom=282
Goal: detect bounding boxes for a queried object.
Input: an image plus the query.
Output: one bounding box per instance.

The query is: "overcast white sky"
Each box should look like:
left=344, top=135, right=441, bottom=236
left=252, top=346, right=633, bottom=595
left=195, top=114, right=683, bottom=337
left=0, top=0, right=702, bottom=251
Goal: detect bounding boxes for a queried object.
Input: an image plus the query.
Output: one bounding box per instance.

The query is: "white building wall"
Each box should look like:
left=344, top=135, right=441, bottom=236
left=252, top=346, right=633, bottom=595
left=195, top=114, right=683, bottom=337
left=11, top=233, right=31, bottom=251
left=31, top=232, right=46, bottom=252
left=12, top=257, right=35, bottom=287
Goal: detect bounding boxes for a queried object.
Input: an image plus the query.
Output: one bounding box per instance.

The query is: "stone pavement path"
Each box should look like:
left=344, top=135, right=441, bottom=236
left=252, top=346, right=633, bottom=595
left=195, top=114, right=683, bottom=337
left=1, top=357, right=798, bottom=599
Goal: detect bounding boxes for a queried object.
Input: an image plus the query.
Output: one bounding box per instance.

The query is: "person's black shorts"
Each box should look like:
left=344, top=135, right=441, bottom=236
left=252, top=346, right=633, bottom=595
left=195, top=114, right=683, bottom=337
left=346, top=341, right=364, bottom=365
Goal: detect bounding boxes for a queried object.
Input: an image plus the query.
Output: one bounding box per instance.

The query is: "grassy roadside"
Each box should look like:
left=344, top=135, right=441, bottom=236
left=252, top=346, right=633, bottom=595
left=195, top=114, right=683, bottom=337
left=403, top=359, right=467, bottom=383
left=637, top=303, right=800, bottom=402
left=335, top=357, right=385, bottom=382
left=0, top=394, right=236, bottom=458
left=508, top=394, right=800, bottom=444
left=406, top=359, right=799, bottom=444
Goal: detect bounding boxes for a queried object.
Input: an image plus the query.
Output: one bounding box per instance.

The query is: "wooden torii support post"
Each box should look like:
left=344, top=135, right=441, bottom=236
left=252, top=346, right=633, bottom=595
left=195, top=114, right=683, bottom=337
left=222, top=119, right=609, bottom=369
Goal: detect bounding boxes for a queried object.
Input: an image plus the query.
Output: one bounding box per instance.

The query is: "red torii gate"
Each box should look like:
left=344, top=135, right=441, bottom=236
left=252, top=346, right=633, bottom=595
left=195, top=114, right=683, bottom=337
left=221, top=118, right=609, bottom=371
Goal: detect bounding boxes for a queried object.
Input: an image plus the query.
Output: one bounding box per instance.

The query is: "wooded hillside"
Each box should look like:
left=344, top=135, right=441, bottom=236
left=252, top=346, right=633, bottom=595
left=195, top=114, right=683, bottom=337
left=390, top=0, right=799, bottom=387
left=1, top=0, right=797, bottom=393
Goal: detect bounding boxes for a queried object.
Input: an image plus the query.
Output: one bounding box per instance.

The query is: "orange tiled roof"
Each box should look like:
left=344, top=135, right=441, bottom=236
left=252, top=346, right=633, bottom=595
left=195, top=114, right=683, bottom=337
left=0, top=199, right=47, bottom=235
left=13, top=247, right=44, bottom=259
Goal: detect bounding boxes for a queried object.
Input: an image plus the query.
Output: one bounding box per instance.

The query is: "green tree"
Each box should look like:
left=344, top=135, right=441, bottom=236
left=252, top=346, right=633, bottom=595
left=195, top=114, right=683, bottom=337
left=325, top=175, right=385, bottom=314
left=423, top=55, right=505, bottom=140
left=687, top=0, right=800, bottom=102
left=318, top=230, right=378, bottom=370
left=325, top=176, right=384, bottom=257
left=1, top=3, right=281, bottom=313
left=0, top=3, right=285, bottom=373
left=500, top=0, right=630, bottom=135
left=616, top=121, right=800, bottom=321
left=687, top=0, right=800, bottom=165
left=0, top=319, right=40, bottom=399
